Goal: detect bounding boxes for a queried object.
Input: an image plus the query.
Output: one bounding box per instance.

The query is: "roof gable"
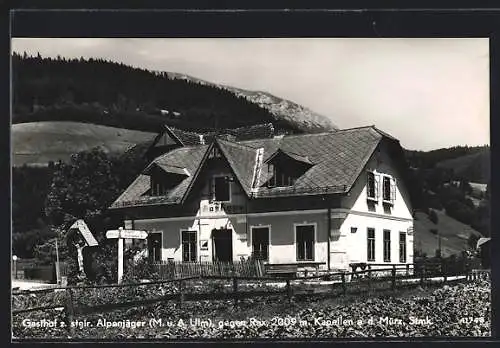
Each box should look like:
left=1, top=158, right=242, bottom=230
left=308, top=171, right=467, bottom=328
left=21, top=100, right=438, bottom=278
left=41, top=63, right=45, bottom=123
left=110, top=125, right=405, bottom=208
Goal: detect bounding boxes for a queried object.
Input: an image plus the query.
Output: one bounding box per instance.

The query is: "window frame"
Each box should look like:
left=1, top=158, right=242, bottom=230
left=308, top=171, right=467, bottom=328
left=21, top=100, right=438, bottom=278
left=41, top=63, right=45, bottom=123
left=150, top=176, right=168, bottom=196
left=250, top=225, right=271, bottom=261
left=148, top=231, right=163, bottom=262
left=367, top=228, right=376, bottom=262
left=181, top=230, right=198, bottom=262
left=294, top=223, right=317, bottom=262
left=382, top=174, right=396, bottom=205
left=399, top=232, right=407, bottom=263
left=367, top=171, right=378, bottom=201
left=210, top=174, right=232, bottom=203
left=383, top=229, right=391, bottom=262
left=267, top=163, right=296, bottom=188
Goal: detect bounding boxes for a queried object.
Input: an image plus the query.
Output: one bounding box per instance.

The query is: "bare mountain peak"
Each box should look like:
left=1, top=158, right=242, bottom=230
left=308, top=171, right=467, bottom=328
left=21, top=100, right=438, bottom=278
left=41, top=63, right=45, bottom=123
left=165, top=71, right=338, bottom=133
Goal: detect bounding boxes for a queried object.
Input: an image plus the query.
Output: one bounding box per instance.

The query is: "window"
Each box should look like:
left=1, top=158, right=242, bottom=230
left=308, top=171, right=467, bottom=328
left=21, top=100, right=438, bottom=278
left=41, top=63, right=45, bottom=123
left=252, top=227, right=269, bottom=260
left=296, top=224, right=315, bottom=261
left=148, top=232, right=162, bottom=262
left=399, top=232, right=407, bottom=263
left=351, top=227, right=358, bottom=234
left=383, top=230, right=391, bottom=262
left=182, top=230, right=197, bottom=262
left=210, top=176, right=231, bottom=202
left=367, top=172, right=378, bottom=200
left=383, top=176, right=396, bottom=203
left=268, top=164, right=296, bottom=187
left=367, top=228, right=375, bottom=261
left=151, top=176, right=169, bottom=196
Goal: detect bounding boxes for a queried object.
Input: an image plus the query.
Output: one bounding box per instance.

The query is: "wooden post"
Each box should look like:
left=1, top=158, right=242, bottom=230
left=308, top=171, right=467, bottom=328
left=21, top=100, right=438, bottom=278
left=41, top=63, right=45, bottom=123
left=420, top=263, right=425, bottom=286
left=179, top=279, right=184, bottom=308
left=55, top=239, right=61, bottom=285
left=341, top=273, right=347, bottom=296
left=65, top=288, right=75, bottom=336
left=368, top=265, right=372, bottom=292
left=286, top=279, right=292, bottom=303
left=391, top=265, right=396, bottom=291
left=117, top=237, right=124, bottom=284
left=233, top=277, right=238, bottom=307
left=406, top=264, right=409, bottom=276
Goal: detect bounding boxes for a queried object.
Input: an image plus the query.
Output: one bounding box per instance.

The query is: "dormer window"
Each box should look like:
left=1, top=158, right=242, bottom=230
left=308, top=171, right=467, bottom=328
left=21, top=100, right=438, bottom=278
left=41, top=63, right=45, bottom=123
left=144, top=163, right=189, bottom=197
left=264, top=149, right=313, bottom=188
left=151, top=176, right=169, bottom=196
left=267, top=164, right=297, bottom=187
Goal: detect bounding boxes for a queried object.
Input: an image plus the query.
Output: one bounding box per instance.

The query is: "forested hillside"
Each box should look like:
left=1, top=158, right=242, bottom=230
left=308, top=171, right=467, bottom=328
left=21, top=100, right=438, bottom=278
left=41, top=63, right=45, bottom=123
left=11, top=53, right=323, bottom=134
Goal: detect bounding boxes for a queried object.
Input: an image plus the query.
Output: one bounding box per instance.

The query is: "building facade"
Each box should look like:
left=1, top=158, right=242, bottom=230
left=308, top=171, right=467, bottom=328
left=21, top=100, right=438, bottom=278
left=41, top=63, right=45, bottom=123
left=110, top=126, right=414, bottom=273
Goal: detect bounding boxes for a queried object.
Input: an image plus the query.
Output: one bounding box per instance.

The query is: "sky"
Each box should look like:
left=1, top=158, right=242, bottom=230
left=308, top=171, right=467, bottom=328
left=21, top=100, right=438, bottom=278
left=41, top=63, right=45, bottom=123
left=11, top=38, right=490, bottom=151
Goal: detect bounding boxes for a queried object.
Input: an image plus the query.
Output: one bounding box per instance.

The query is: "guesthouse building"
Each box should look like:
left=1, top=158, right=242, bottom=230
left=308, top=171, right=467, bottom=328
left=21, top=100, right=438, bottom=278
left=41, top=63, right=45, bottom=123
left=109, top=126, right=414, bottom=273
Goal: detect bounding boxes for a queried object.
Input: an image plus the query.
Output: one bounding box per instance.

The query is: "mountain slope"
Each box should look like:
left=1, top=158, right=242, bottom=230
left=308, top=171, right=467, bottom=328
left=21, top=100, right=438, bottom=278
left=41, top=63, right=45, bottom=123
left=12, top=54, right=337, bottom=134
left=413, top=210, right=483, bottom=258
left=436, top=149, right=490, bottom=184
left=12, top=121, right=156, bottom=166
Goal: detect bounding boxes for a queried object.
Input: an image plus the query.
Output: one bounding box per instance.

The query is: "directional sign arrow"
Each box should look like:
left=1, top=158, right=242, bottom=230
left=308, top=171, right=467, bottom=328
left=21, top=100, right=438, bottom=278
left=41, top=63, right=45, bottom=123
left=119, top=230, right=148, bottom=240
left=106, top=230, right=121, bottom=239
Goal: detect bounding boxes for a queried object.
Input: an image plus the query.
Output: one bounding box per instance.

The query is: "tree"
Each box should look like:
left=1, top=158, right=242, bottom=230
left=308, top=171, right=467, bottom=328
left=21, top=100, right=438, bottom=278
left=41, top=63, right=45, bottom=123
left=428, top=209, right=439, bottom=224
left=43, top=147, right=146, bottom=283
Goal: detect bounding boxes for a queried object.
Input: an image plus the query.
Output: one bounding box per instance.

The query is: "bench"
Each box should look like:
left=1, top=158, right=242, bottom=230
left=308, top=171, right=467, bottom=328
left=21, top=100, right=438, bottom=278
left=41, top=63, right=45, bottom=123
left=265, top=264, right=298, bottom=278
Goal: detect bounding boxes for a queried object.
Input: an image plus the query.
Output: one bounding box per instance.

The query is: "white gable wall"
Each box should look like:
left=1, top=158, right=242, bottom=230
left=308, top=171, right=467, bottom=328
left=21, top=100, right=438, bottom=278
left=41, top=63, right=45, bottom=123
left=330, top=145, right=414, bottom=269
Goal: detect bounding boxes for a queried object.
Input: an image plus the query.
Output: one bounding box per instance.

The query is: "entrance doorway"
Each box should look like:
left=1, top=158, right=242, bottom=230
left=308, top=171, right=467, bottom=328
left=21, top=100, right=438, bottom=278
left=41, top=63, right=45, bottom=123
left=212, top=228, right=233, bottom=262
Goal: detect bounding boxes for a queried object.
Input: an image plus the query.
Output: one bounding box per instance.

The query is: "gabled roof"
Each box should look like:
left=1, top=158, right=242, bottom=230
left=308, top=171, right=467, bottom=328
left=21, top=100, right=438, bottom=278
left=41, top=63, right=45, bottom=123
left=264, top=148, right=314, bottom=165
left=110, top=125, right=403, bottom=208
left=110, top=145, right=209, bottom=208
left=144, top=162, right=190, bottom=176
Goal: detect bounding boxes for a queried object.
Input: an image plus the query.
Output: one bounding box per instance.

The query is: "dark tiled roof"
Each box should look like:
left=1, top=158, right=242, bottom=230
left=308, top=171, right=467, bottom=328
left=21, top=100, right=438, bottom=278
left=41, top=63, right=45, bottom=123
left=110, top=126, right=401, bottom=208
left=230, top=123, right=275, bottom=141
left=111, top=145, right=209, bottom=208
left=169, top=127, right=204, bottom=146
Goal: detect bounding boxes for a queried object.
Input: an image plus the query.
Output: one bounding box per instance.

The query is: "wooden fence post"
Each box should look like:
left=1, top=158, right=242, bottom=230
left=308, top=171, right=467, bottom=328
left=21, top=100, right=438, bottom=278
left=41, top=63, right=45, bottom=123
left=286, top=279, right=292, bottom=303
left=420, top=263, right=425, bottom=287
left=65, top=288, right=75, bottom=336
left=406, top=264, right=410, bottom=276
left=233, top=277, right=238, bottom=307
left=179, top=279, right=184, bottom=308
left=367, top=266, right=372, bottom=292
left=341, top=273, right=347, bottom=296
left=391, top=265, right=396, bottom=291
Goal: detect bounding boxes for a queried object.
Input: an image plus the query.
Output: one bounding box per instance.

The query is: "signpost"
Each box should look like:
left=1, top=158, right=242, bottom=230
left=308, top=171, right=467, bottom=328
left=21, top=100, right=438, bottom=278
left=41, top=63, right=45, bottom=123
left=106, top=227, right=148, bottom=283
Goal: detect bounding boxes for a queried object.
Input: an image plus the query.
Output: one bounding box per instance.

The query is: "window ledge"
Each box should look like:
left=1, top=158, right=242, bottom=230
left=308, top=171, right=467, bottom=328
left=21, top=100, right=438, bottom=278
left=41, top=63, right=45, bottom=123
left=382, top=200, right=394, bottom=206
left=367, top=197, right=378, bottom=203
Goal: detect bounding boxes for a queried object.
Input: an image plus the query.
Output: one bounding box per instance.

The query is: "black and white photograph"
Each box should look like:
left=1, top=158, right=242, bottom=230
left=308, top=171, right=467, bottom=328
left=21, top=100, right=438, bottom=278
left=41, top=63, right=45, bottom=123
left=11, top=35, right=491, bottom=340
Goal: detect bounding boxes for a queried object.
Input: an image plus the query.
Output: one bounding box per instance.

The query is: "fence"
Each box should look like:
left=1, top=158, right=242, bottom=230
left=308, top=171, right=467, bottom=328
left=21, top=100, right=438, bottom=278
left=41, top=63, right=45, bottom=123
left=152, top=259, right=265, bottom=278
left=13, top=262, right=486, bottom=338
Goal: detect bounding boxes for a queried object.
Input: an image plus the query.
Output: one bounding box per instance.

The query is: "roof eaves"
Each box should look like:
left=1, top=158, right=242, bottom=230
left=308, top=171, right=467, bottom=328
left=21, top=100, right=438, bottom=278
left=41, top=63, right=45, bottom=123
left=179, top=142, right=214, bottom=205
left=344, top=138, right=383, bottom=193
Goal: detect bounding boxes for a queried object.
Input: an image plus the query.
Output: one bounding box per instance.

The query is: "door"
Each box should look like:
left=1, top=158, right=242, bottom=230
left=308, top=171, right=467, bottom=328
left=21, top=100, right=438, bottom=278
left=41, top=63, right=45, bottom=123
left=212, top=228, right=233, bottom=262
left=147, top=232, right=162, bottom=262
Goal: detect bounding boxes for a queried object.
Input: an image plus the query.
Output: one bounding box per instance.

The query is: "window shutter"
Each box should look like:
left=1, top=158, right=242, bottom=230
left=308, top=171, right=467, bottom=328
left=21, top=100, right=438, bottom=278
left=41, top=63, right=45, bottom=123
left=391, top=178, right=397, bottom=202
left=374, top=174, right=380, bottom=200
